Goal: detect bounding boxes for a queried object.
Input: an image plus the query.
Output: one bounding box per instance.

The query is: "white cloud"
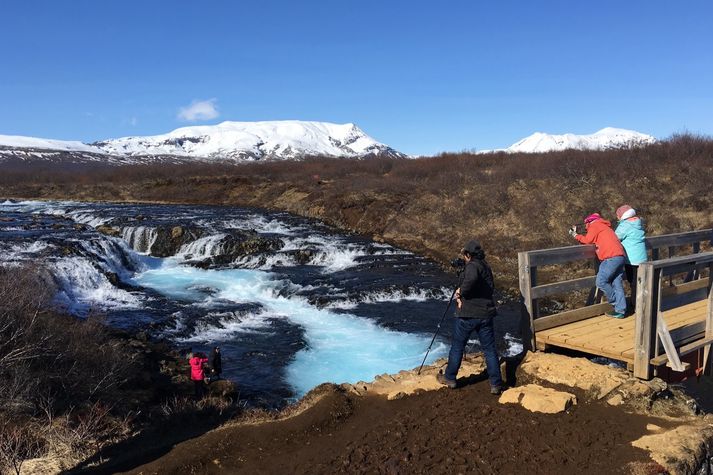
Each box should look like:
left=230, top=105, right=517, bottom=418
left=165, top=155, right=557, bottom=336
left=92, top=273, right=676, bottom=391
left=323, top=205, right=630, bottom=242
left=130, top=117, right=138, bottom=126
left=177, top=98, right=219, bottom=122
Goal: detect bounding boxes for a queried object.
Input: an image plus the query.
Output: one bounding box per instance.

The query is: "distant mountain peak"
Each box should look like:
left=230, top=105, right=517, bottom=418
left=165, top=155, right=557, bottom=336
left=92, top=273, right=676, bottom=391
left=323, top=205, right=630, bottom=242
left=0, top=120, right=405, bottom=164
left=502, top=127, right=656, bottom=153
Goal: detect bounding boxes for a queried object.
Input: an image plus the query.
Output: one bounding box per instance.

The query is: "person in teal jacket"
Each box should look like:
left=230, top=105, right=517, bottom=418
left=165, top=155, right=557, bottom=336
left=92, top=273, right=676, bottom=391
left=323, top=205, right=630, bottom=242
left=614, top=205, right=647, bottom=307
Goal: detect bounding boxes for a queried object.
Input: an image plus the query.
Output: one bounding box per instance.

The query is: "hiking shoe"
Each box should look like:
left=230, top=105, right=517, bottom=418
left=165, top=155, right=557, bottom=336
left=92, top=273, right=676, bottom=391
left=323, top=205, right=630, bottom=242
left=605, top=311, right=626, bottom=319
left=436, top=372, right=457, bottom=389
left=490, top=386, right=503, bottom=396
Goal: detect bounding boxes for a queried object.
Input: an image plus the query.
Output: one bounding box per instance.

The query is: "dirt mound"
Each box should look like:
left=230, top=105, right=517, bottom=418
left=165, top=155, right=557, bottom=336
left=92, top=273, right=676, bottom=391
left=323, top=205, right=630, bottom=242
left=104, top=380, right=660, bottom=475
left=60, top=352, right=713, bottom=475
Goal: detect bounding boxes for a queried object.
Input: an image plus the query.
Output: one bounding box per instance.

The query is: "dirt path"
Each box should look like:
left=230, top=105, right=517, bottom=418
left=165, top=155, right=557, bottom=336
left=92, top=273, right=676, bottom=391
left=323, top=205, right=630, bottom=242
left=86, top=381, right=661, bottom=475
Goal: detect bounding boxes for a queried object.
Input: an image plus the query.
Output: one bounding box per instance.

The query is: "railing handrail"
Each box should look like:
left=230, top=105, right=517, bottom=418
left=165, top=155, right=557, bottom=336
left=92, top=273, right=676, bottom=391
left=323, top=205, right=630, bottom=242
left=645, top=229, right=712, bottom=249
left=638, top=250, right=713, bottom=270
left=521, top=228, right=712, bottom=268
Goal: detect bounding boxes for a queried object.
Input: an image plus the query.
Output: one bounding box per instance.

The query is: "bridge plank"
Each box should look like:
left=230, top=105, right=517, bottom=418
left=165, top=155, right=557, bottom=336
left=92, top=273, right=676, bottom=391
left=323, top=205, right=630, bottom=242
left=536, top=299, right=708, bottom=365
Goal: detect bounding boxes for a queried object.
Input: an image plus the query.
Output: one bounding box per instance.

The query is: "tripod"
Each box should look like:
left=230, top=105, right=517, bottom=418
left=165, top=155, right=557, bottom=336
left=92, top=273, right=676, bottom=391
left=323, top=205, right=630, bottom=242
left=417, top=270, right=463, bottom=375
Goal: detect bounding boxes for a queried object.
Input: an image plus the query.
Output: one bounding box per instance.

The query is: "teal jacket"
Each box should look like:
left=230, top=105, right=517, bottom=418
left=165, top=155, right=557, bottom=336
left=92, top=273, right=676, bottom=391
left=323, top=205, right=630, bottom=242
left=615, top=218, right=648, bottom=265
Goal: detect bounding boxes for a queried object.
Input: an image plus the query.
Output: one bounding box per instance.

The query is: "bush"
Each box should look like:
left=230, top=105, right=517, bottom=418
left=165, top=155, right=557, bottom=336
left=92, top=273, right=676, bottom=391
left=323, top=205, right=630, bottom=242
left=0, top=266, right=134, bottom=470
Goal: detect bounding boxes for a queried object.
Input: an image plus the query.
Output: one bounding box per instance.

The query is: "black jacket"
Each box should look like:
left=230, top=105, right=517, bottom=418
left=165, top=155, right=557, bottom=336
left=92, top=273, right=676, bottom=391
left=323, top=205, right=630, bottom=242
left=457, top=257, right=496, bottom=318
left=211, top=351, right=222, bottom=374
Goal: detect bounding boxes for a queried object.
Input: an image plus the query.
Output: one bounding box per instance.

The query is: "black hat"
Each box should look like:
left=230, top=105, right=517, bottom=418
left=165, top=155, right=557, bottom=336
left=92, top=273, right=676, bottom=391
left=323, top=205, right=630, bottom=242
left=461, top=239, right=482, bottom=254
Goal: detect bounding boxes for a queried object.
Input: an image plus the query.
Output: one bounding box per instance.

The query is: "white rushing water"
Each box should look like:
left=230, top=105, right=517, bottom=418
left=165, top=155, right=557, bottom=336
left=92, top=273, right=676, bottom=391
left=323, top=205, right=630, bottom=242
left=52, top=257, right=143, bottom=313
left=131, top=260, right=447, bottom=396
left=121, top=226, right=159, bottom=254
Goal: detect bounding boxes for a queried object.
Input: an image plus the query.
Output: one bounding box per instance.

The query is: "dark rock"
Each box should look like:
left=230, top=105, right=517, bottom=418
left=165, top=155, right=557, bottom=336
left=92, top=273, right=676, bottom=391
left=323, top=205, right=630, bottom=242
left=288, top=249, right=316, bottom=265
left=208, top=379, right=237, bottom=398
left=96, top=225, right=121, bottom=237
left=105, top=272, right=120, bottom=286
left=190, top=230, right=283, bottom=266
left=148, top=225, right=204, bottom=257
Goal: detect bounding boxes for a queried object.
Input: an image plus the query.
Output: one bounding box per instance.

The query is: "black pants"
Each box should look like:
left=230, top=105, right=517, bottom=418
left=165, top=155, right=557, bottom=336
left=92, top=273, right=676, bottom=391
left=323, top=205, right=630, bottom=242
left=193, top=379, right=205, bottom=398
left=625, top=264, right=638, bottom=310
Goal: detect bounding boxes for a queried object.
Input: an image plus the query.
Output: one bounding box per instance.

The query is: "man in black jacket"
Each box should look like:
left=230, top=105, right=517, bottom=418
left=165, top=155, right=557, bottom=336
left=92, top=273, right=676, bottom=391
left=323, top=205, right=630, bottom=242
left=437, top=239, right=503, bottom=394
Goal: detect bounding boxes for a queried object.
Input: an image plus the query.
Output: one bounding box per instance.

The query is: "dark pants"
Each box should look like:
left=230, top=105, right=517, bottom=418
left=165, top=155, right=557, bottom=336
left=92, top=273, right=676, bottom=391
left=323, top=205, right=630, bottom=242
left=193, top=379, right=205, bottom=398
left=445, top=316, right=503, bottom=389
left=625, top=264, right=638, bottom=310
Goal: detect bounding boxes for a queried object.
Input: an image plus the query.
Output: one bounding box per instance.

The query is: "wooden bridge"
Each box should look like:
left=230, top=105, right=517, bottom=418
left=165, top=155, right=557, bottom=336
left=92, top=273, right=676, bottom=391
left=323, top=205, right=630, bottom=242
left=519, top=229, right=713, bottom=379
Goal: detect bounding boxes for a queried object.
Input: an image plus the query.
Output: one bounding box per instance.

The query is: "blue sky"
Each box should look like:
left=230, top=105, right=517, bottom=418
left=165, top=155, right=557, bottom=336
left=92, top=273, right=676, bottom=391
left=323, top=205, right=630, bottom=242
left=1, top=1, right=711, bottom=155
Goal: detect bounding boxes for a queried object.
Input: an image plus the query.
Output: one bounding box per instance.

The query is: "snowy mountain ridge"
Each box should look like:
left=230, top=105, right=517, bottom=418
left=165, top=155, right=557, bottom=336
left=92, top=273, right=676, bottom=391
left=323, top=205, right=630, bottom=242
left=0, top=120, right=405, bottom=164
left=488, top=127, right=657, bottom=154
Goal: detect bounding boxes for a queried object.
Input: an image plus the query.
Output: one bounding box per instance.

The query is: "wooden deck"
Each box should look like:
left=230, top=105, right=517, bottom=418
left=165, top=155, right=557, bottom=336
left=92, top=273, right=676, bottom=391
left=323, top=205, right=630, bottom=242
left=536, top=299, right=709, bottom=365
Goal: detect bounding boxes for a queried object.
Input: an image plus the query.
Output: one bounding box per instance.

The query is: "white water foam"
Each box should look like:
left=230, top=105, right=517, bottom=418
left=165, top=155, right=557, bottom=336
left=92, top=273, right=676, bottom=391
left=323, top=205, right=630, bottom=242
left=0, top=241, right=53, bottom=265
left=176, top=233, right=228, bottom=260
left=233, top=253, right=298, bottom=270
left=325, top=287, right=451, bottom=310
left=77, top=236, right=150, bottom=278
left=131, top=261, right=447, bottom=396
left=0, top=199, right=80, bottom=216
left=222, top=215, right=300, bottom=235
left=179, top=310, right=275, bottom=342
left=121, top=226, right=158, bottom=254
left=52, top=257, right=141, bottom=313
left=502, top=332, right=524, bottom=357
left=66, top=210, right=112, bottom=227
left=277, top=234, right=409, bottom=273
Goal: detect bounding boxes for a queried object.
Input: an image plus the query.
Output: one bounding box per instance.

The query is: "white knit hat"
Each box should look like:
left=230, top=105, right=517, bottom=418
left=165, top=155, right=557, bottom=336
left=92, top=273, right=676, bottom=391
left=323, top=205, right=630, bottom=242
left=621, top=208, right=637, bottom=220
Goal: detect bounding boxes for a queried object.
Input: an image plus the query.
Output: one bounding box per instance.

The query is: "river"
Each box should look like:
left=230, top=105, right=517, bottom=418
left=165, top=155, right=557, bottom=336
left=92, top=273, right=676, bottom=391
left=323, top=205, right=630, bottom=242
left=0, top=199, right=523, bottom=407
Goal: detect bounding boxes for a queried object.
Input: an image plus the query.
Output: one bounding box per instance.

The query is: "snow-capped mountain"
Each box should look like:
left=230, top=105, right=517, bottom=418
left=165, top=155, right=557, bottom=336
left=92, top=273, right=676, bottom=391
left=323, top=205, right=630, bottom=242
left=94, top=121, right=403, bottom=160
left=502, top=127, right=657, bottom=153
left=0, top=121, right=405, bottom=164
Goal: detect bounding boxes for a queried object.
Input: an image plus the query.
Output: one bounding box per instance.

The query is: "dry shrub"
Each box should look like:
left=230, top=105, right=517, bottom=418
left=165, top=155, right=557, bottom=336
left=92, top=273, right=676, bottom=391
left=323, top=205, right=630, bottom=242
left=0, top=266, right=135, bottom=470
left=1, top=134, right=712, bottom=291
left=0, top=422, right=45, bottom=475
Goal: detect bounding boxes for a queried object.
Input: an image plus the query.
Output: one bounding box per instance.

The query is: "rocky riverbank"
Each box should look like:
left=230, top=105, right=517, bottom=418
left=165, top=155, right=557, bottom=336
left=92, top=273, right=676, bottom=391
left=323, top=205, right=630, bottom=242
left=64, top=352, right=713, bottom=475
left=15, top=330, right=239, bottom=475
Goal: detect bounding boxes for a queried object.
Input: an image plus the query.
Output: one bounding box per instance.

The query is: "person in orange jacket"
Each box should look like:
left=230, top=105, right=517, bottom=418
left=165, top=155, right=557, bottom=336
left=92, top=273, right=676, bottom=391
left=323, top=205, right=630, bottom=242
left=569, top=213, right=627, bottom=318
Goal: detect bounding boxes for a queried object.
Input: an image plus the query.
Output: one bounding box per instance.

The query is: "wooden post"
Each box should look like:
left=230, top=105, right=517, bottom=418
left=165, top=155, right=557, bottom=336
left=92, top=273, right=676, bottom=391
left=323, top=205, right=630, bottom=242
left=690, top=242, right=701, bottom=281
left=586, top=259, right=601, bottom=306
left=530, top=266, right=540, bottom=319
left=634, top=263, right=659, bottom=379
left=518, top=252, right=536, bottom=351
left=704, top=263, right=713, bottom=375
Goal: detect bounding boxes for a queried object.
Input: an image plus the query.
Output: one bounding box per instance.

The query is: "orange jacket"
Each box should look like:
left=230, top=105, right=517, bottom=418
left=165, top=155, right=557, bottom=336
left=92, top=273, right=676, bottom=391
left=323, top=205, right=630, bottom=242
left=575, top=219, right=625, bottom=261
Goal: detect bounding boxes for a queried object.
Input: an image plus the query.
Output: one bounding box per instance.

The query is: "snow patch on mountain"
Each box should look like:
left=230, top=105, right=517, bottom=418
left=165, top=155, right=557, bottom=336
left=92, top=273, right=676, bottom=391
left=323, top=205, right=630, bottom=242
left=0, top=134, right=105, bottom=154
left=498, top=127, right=657, bottom=154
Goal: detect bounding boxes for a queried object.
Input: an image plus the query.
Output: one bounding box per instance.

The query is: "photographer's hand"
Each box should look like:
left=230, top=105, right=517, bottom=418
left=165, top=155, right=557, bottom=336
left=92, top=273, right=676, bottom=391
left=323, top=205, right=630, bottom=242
left=568, top=225, right=577, bottom=238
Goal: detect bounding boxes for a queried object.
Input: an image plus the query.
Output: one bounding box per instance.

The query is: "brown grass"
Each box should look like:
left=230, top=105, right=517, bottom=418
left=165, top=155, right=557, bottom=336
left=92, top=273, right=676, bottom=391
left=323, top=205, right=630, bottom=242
left=1, top=133, right=712, bottom=293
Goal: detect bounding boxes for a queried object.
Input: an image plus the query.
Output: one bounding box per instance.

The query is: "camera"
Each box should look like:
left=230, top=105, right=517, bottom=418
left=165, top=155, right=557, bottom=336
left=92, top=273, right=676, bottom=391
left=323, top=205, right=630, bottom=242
left=450, top=257, right=465, bottom=268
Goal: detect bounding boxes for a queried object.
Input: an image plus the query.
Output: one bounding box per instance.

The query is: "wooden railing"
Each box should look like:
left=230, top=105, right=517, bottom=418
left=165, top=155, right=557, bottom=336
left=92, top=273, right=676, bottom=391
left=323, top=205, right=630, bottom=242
left=518, top=229, right=712, bottom=353
left=633, top=252, right=713, bottom=379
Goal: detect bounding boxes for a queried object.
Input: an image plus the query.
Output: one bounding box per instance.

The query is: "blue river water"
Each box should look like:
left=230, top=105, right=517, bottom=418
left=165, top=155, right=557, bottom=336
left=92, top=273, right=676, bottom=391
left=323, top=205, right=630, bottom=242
left=0, top=199, right=522, bottom=406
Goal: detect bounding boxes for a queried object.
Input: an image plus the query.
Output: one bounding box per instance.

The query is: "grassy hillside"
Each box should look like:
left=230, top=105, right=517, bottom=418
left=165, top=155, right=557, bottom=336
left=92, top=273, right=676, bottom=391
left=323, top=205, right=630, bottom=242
left=2, top=134, right=712, bottom=293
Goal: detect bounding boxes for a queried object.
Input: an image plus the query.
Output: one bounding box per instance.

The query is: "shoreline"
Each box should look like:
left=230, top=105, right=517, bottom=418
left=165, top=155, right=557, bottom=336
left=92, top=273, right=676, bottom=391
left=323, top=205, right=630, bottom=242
left=63, top=352, right=713, bottom=475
